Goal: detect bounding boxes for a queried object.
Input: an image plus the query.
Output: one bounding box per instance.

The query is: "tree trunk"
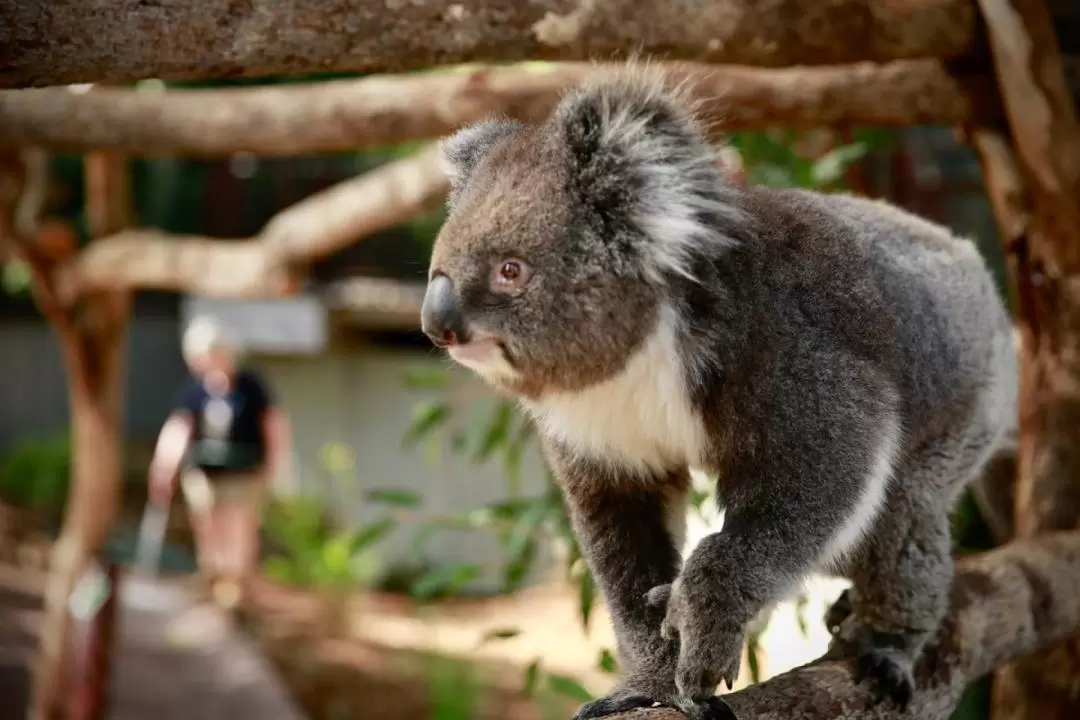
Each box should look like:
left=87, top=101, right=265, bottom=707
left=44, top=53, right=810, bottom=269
left=27, top=153, right=132, bottom=720
left=966, top=0, right=1080, bottom=717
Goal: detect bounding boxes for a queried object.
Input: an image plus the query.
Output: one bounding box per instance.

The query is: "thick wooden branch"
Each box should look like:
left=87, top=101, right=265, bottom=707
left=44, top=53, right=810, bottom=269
left=0, top=1, right=978, bottom=89
left=602, top=532, right=1080, bottom=720
left=54, top=145, right=448, bottom=300
left=0, top=61, right=999, bottom=156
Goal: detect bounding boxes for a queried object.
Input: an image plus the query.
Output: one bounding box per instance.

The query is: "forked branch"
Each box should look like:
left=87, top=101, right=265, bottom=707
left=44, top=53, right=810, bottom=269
left=52, top=144, right=448, bottom=301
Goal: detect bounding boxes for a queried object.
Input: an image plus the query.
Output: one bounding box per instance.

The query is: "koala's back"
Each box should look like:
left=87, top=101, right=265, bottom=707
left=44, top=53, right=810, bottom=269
left=735, top=187, right=1016, bottom=450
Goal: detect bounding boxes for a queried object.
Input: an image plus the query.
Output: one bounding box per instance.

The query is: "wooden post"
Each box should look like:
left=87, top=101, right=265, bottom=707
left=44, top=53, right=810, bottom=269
left=968, top=0, right=1080, bottom=717
left=27, top=151, right=133, bottom=720
left=66, top=561, right=118, bottom=720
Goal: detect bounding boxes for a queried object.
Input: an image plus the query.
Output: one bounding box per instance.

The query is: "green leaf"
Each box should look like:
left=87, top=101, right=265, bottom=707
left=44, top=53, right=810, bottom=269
left=501, top=502, right=547, bottom=591
left=350, top=517, right=397, bottom=552
left=1, top=260, right=32, bottom=295
left=597, top=648, right=618, bottom=674
left=473, top=402, right=513, bottom=462
left=502, top=535, right=537, bottom=592
left=793, top=592, right=811, bottom=638
left=547, top=674, right=593, bottom=702
left=577, top=568, right=596, bottom=631
left=262, top=555, right=301, bottom=585
left=402, top=367, right=451, bottom=390
left=810, top=143, right=868, bottom=187
left=404, top=400, right=452, bottom=446
left=320, top=534, right=353, bottom=578
left=522, top=660, right=542, bottom=697
left=365, top=488, right=422, bottom=508
left=478, top=627, right=522, bottom=645
left=411, top=562, right=482, bottom=599
left=410, top=523, right=440, bottom=555
left=746, top=630, right=763, bottom=683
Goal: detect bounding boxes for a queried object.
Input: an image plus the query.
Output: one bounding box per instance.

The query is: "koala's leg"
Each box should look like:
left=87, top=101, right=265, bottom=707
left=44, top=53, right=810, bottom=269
left=840, top=422, right=1003, bottom=706
left=658, top=349, right=905, bottom=717
left=546, top=444, right=693, bottom=719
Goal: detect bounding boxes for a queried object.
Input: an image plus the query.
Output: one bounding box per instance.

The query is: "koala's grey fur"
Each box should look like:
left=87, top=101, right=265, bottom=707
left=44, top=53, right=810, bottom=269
left=425, top=68, right=1017, bottom=720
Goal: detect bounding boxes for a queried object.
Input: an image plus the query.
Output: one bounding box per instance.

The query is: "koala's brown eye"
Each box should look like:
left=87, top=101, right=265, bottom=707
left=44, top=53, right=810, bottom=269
left=500, top=261, right=521, bottom=281
left=492, top=258, right=530, bottom=292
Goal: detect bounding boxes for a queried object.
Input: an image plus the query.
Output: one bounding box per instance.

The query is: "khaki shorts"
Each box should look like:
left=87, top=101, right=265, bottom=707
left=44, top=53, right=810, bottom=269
left=180, top=467, right=267, bottom=515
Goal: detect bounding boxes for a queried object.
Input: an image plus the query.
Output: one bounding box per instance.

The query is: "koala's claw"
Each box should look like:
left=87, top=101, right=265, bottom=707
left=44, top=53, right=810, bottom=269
left=646, top=583, right=673, bottom=608
left=570, top=693, right=659, bottom=720
left=824, top=589, right=853, bottom=635
left=854, top=647, right=915, bottom=709
left=674, top=696, right=739, bottom=720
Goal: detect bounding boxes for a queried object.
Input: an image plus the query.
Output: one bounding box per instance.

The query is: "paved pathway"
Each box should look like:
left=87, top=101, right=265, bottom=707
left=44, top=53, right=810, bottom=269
left=110, top=575, right=306, bottom=719
left=0, top=565, right=305, bottom=720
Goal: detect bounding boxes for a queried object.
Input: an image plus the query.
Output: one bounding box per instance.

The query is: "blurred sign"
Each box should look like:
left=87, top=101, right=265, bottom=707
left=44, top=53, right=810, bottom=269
left=181, top=294, right=328, bottom=355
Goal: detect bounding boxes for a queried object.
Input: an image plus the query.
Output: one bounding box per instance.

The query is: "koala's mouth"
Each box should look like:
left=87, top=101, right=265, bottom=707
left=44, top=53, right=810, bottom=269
left=447, top=335, right=518, bottom=375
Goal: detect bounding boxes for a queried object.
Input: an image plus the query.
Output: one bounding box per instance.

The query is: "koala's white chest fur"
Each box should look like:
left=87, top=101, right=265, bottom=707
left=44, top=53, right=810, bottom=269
left=526, top=309, right=710, bottom=474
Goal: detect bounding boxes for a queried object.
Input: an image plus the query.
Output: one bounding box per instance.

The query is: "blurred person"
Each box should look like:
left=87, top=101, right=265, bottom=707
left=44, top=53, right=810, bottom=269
left=147, top=315, right=290, bottom=611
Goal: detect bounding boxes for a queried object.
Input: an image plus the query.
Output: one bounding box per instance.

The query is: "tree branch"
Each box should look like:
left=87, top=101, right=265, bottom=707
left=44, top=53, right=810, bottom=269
left=0, top=1, right=978, bottom=89
left=0, top=61, right=999, bottom=157
left=603, top=531, right=1080, bottom=720
left=53, top=144, right=448, bottom=300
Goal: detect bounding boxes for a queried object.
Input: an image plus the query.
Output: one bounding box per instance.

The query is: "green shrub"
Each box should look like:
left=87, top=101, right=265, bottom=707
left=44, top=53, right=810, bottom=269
left=0, top=434, right=72, bottom=512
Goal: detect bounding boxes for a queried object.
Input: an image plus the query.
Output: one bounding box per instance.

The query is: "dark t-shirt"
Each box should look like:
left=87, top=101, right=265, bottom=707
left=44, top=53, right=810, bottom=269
left=176, top=368, right=274, bottom=476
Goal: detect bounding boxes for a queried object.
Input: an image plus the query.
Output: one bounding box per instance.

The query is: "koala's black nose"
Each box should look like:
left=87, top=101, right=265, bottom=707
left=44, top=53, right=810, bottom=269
left=421, top=275, right=469, bottom=347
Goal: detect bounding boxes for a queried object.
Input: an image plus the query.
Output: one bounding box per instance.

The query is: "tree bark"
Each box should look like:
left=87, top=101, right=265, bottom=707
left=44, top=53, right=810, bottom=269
left=26, top=152, right=133, bottom=720
left=0, top=61, right=1000, bottom=156
left=54, top=145, right=448, bottom=300
left=966, top=0, right=1080, bottom=718
left=0, top=0, right=978, bottom=89
left=599, top=532, right=1080, bottom=720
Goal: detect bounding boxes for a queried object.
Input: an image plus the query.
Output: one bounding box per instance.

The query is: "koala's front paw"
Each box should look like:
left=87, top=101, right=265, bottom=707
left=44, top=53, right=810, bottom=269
left=675, top=696, right=740, bottom=720
left=854, top=645, right=915, bottom=708
left=824, top=588, right=853, bottom=635
left=569, top=676, right=678, bottom=720
left=647, top=580, right=744, bottom=700
left=570, top=692, right=659, bottom=720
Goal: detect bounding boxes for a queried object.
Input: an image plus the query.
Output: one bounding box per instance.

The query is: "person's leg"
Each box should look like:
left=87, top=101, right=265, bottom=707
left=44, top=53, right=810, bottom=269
left=179, top=469, right=219, bottom=593
left=210, top=472, right=266, bottom=610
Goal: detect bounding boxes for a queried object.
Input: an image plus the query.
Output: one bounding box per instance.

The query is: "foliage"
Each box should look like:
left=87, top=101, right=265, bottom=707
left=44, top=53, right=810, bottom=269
left=260, top=495, right=390, bottom=591
left=0, top=434, right=71, bottom=513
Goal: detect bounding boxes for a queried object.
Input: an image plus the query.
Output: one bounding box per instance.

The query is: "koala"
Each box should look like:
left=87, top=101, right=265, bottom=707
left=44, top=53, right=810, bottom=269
left=420, top=69, right=1017, bottom=720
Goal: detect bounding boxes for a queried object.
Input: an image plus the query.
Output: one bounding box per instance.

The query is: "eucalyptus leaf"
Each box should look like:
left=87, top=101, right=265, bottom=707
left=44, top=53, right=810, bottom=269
left=547, top=674, right=593, bottom=702
left=404, top=400, right=451, bottom=446
left=412, top=562, right=482, bottom=599
left=366, top=488, right=422, bottom=508
left=597, top=648, right=618, bottom=674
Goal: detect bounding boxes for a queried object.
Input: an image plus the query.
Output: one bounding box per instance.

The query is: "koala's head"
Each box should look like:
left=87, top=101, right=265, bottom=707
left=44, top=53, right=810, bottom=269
left=422, top=71, right=742, bottom=399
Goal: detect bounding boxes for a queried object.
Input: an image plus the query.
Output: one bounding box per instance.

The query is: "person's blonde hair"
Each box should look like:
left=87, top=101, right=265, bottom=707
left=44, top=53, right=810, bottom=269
left=181, top=315, right=242, bottom=368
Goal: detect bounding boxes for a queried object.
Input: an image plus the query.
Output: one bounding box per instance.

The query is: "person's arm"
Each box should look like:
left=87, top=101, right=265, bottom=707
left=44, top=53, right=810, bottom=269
left=262, top=406, right=291, bottom=485
left=148, top=410, right=194, bottom=505
left=248, top=370, right=290, bottom=486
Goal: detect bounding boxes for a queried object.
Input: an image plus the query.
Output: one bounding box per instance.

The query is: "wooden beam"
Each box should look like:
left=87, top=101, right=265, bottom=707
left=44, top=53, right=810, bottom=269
left=0, top=1, right=978, bottom=89
left=0, top=61, right=999, bottom=157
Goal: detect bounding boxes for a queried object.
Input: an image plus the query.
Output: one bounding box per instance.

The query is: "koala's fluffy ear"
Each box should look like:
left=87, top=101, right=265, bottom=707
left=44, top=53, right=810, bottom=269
left=550, top=72, right=744, bottom=282
left=439, top=119, right=524, bottom=207
left=552, top=72, right=698, bottom=176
